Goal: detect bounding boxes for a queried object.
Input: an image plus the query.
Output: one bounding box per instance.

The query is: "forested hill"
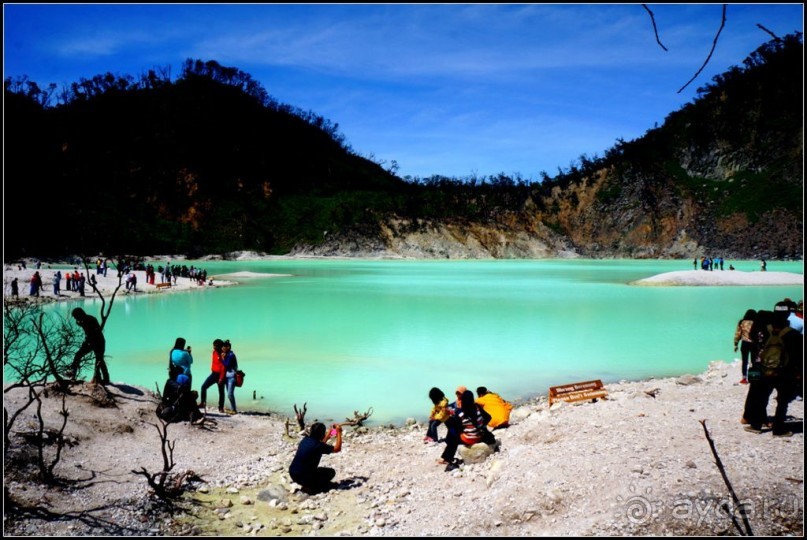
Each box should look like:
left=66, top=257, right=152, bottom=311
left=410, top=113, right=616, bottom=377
left=3, top=33, right=803, bottom=260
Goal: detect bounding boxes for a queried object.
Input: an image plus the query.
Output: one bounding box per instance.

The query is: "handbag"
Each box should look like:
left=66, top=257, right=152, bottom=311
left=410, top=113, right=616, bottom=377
left=235, top=370, right=245, bottom=387
left=746, top=364, right=763, bottom=382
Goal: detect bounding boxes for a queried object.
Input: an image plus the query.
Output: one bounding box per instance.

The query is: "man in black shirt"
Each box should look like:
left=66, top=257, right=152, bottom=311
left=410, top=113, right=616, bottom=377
left=70, top=307, right=110, bottom=384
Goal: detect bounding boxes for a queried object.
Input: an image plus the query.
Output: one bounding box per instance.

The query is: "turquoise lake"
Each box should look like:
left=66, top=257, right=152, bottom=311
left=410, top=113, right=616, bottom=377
left=45, top=259, right=803, bottom=425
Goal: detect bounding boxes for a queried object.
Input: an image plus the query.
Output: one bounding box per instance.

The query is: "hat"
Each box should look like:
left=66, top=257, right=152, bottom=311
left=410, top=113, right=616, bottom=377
left=775, top=299, right=797, bottom=312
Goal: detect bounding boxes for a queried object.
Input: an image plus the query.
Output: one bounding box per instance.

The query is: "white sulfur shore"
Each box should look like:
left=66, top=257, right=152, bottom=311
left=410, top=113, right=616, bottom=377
left=4, top=263, right=803, bottom=306
left=632, top=269, right=804, bottom=286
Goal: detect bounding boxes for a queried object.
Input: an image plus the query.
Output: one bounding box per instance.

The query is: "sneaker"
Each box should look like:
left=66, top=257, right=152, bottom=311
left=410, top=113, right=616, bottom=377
left=423, top=436, right=434, bottom=443
left=740, top=378, right=748, bottom=384
left=218, top=408, right=225, bottom=413
left=772, top=431, right=794, bottom=438
left=744, top=425, right=763, bottom=434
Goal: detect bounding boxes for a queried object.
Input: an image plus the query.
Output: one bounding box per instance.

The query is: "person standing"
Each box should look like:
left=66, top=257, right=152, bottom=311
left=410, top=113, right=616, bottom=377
left=733, top=308, right=757, bottom=384
left=70, top=307, right=109, bottom=384
left=220, top=340, right=239, bottom=414
left=53, top=270, right=62, bottom=296
left=10, top=277, right=19, bottom=298
left=170, top=337, right=194, bottom=385
left=743, top=310, right=802, bottom=437
left=29, top=271, right=43, bottom=297
left=289, top=422, right=343, bottom=494
left=200, top=339, right=225, bottom=412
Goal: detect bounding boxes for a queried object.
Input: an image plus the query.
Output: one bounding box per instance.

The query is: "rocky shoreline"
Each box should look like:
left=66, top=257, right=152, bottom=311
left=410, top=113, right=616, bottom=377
left=3, top=360, right=803, bottom=536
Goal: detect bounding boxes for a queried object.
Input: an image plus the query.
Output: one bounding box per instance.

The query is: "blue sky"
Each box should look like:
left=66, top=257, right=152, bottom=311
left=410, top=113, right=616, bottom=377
left=3, top=3, right=803, bottom=180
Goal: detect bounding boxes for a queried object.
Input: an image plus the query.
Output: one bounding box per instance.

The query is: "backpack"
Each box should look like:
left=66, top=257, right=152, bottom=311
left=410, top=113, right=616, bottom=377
left=758, top=325, right=791, bottom=376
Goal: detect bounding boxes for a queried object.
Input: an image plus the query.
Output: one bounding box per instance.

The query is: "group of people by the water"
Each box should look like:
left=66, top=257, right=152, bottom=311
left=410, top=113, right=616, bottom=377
left=161, top=336, right=241, bottom=423
left=694, top=256, right=727, bottom=271
left=424, top=385, right=513, bottom=471
left=6, top=259, right=218, bottom=303
left=286, top=383, right=514, bottom=495
left=735, top=297, right=803, bottom=438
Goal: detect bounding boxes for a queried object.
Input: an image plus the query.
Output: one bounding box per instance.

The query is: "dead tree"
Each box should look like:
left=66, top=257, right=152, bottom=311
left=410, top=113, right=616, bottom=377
left=342, top=407, right=374, bottom=427
left=293, top=402, right=307, bottom=431
left=700, top=419, right=753, bottom=536
left=131, top=419, right=201, bottom=500
left=33, top=391, right=70, bottom=483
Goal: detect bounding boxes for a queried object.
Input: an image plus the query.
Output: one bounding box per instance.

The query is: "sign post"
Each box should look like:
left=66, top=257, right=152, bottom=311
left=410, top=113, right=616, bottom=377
left=548, top=379, right=608, bottom=405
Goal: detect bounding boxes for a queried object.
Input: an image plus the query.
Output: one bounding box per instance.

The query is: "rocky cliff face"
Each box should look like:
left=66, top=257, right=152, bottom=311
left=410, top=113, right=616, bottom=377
left=291, top=215, right=580, bottom=259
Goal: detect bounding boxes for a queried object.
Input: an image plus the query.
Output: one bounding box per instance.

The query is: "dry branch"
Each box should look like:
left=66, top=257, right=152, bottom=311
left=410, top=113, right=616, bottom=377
left=700, top=419, right=753, bottom=536
left=294, top=402, right=307, bottom=431
left=342, top=407, right=374, bottom=427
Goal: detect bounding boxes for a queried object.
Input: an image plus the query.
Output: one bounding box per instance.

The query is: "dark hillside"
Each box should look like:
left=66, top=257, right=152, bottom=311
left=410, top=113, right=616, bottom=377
left=3, top=34, right=803, bottom=260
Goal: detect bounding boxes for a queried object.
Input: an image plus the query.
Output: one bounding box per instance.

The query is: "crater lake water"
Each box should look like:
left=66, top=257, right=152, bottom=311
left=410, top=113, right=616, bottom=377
left=46, top=259, right=803, bottom=425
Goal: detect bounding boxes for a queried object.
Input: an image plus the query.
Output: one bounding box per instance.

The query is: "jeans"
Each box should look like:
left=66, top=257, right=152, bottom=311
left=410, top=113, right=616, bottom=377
left=200, top=372, right=224, bottom=409
left=743, top=374, right=799, bottom=434
left=740, top=341, right=755, bottom=378
left=426, top=419, right=442, bottom=441
left=224, top=375, right=237, bottom=412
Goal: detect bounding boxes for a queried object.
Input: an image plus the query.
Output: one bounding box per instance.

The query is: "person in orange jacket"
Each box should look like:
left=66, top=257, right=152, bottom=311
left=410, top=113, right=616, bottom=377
left=475, top=386, right=513, bottom=429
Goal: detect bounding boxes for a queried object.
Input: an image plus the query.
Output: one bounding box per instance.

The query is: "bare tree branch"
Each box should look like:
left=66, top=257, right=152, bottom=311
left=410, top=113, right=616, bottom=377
left=642, top=4, right=668, bottom=51
left=756, top=24, right=782, bottom=42
left=700, top=419, right=753, bottom=536
left=677, top=4, right=727, bottom=94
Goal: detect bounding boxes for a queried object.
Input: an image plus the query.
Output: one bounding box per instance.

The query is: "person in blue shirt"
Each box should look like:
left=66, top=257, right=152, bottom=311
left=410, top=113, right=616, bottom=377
left=170, top=337, right=194, bottom=386
left=289, top=422, right=343, bottom=494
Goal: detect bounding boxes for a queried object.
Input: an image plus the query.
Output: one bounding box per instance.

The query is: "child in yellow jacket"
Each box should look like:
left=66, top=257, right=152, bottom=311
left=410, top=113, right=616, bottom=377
left=425, top=387, right=450, bottom=442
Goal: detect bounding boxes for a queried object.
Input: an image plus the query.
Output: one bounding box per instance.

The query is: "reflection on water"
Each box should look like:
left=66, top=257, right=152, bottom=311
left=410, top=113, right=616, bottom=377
left=45, top=259, right=803, bottom=424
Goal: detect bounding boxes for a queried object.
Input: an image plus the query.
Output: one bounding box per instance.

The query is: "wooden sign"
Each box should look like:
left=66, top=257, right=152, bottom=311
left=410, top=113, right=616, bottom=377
left=548, top=379, right=608, bottom=405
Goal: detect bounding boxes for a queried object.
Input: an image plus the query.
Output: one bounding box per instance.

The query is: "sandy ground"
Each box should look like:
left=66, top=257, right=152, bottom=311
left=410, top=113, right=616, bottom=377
left=3, top=259, right=804, bottom=536
left=3, top=362, right=803, bottom=536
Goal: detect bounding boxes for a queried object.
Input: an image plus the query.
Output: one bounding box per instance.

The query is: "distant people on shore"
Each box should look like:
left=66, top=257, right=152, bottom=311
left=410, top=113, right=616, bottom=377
left=10, top=277, right=19, bottom=298
left=29, top=271, right=43, bottom=297
left=760, top=259, right=767, bottom=271
left=53, top=270, right=62, bottom=296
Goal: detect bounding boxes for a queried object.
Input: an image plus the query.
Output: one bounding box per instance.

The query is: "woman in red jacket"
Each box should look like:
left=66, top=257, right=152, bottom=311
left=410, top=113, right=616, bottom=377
left=200, top=339, right=225, bottom=412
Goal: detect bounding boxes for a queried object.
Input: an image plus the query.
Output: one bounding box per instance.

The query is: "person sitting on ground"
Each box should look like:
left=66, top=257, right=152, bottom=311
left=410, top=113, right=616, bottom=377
left=475, top=386, right=513, bottom=429
left=449, top=385, right=467, bottom=413
left=158, top=374, right=203, bottom=423
left=425, top=387, right=450, bottom=443
left=439, top=389, right=494, bottom=470
left=289, top=422, right=343, bottom=494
